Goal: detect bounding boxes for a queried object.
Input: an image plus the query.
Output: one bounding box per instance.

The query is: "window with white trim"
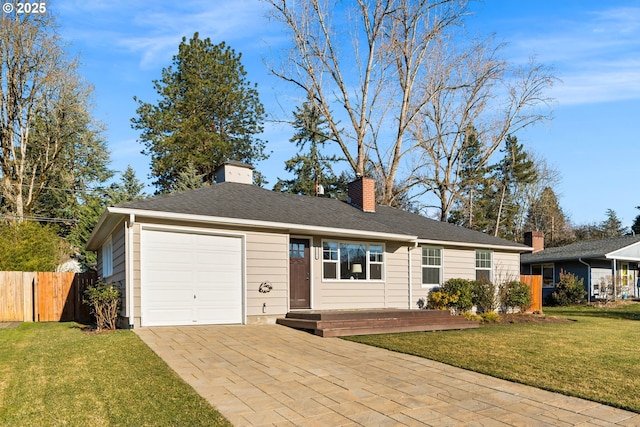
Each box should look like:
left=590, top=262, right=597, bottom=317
left=421, top=247, right=442, bottom=287
left=322, top=241, right=384, bottom=281
left=475, top=250, right=492, bottom=282
left=102, top=236, right=113, bottom=277
left=531, top=263, right=554, bottom=287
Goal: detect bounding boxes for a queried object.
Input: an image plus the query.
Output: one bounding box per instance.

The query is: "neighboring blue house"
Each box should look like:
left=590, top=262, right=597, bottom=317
left=520, top=232, right=640, bottom=302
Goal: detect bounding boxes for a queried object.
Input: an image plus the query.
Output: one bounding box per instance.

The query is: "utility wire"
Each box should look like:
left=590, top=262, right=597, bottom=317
left=0, top=214, right=79, bottom=224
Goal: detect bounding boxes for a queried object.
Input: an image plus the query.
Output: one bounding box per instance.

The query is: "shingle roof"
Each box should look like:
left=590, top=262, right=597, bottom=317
left=521, top=235, right=640, bottom=264
left=116, top=182, right=527, bottom=249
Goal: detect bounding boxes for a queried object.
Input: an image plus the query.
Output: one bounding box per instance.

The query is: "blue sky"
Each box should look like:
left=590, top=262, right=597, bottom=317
left=51, top=0, right=640, bottom=227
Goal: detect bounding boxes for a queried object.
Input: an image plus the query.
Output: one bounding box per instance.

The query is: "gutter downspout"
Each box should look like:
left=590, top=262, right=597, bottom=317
left=127, top=214, right=135, bottom=328
left=408, top=242, right=419, bottom=309
left=408, top=245, right=412, bottom=309
left=612, top=259, right=617, bottom=300
left=578, top=258, right=591, bottom=303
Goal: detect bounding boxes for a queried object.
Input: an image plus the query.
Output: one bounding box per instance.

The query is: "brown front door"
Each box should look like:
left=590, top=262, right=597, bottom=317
left=289, top=238, right=311, bottom=309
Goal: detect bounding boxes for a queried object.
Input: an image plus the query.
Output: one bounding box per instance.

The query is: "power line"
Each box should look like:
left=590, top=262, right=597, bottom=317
left=0, top=214, right=79, bottom=224
left=1, top=182, right=112, bottom=194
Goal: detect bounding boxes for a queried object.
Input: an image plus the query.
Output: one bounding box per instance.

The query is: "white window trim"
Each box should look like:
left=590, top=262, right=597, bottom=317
left=321, top=240, right=385, bottom=282
left=421, top=246, right=443, bottom=288
left=475, top=249, right=492, bottom=281
left=532, top=263, right=555, bottom=287
left=102, top=236, right=113, bottom=278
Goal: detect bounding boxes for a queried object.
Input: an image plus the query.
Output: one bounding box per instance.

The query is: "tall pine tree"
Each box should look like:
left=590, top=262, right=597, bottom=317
left=132, top=33, right=268, bottom=193
left=492, top=135, right=537, bottom=239
left=274, top=98, right=346, bottom=199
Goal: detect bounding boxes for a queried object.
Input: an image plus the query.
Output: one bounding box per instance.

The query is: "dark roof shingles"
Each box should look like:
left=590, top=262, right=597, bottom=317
left=521, top=235, right=640, bottom=263
left=118, top=183, right=527, bottom=248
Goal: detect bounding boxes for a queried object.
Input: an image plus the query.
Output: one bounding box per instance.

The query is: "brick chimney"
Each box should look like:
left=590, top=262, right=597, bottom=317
left=524, top=231, right=544, bottom=253
left=347, top=176, right=376, bottom=213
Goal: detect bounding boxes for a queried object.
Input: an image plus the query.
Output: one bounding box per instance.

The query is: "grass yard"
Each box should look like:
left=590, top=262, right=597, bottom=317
left=0, top=322, right=232, bottom=427
left=346, top=303, right=640, bottom=413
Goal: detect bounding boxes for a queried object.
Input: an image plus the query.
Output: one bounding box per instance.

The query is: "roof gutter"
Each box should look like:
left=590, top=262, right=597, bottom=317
left=415, top=238, right=528, bottom=252
left=578, top=258, right=591, bottom=303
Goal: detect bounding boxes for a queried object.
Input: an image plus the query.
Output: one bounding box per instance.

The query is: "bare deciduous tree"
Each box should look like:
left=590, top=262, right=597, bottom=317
left=410, top=31, right=556, bottom=221
left=0, top=13, right=98, bottom=221
left=265, top=0, right=467, bottom=206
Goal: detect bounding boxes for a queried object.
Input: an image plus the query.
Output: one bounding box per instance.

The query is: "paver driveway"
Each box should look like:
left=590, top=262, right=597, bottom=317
left=136, top=325, right=639, bottom=426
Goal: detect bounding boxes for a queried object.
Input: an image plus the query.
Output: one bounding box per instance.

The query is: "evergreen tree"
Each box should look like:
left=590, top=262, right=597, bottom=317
left=492, top=135, right=537, bottom=239
left=107, top=166, right=147, bottom=204
left=448, top=127, right=491, bottom=229
left=632, top=207, right=640, bottom=235
left=525, top=187, right=574, bottom=247
left=172, top=163, right=207, bottom=193
left=274, top=98, right=345, bottom=198
left=599, top=209, right=627, bottom=238
left=132, top=33, right=268, bottom=193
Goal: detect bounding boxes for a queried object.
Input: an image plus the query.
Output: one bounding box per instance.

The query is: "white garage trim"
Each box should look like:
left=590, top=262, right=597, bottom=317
left=140, top=225, right=246, bottom=327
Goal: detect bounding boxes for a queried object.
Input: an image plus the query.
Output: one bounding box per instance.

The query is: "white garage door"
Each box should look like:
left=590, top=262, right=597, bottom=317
left=141, top=229, right=243, bottom=326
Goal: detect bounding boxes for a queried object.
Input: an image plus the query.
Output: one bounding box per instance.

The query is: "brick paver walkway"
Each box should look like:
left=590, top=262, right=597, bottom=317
left=136, top=325, right=640, bottom=426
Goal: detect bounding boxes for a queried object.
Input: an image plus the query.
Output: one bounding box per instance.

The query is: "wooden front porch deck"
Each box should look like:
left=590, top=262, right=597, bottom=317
left=276, top=308, right=479, bottom=337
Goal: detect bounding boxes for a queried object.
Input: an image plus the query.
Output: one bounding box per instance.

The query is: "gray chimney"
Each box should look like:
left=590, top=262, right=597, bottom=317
left=214, top=162, right=254, bottom=184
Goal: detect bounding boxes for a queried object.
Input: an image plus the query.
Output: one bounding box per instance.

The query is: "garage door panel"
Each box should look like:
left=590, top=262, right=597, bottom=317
left=141, top=229, right=243, bottom=327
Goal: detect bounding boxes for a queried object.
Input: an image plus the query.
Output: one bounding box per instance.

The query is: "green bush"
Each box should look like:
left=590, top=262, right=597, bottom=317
left=463, top=312, right=482, bottom=322
left=549, top=270, right=586, bottom=306
left=440, top=278, right=473, bottom=312
left=471, top=280, right=497, bottom=313
left=0, top=221, right=68, bottom=271
left=83, top=281, right=121, bottom=331
left=427, top=290, right=459, bottom=310
left=499, top=280, right=532, bottom=312
left=480, top=311, right=501, bottom=323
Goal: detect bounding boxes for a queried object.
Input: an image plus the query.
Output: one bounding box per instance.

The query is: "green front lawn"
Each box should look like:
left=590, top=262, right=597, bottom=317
left=346, top=304, right=640, bottom=413
left=0, top=323, right=231, bottom=426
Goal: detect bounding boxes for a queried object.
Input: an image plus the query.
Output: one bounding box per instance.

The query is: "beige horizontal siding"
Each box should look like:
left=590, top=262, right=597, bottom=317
left=443, top=248, right=476, bottom=281
left=494, top=251, right=521, bottom=284
left=245, top=231, right=289, bottom=318
left=385, top=242, right=410, bottom=308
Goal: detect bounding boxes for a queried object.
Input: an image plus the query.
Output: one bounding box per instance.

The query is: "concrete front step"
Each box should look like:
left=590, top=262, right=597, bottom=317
left=276, top=309, right=480, bottom=337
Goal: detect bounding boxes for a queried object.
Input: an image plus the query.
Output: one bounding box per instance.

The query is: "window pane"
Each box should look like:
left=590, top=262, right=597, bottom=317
left=323, top=241, right=338, bottom=260
left=422, top=247, right=441, bottom=266
left=476, top=250, right=491, bottom=268
left=422, top=267, right=439, bottom=285
left=476, top=270, right=490, bottom=282
left=370, top=264, right=382, bottom=280
left=340, top=243, right=366, bottom=280
left=542, top=266, right=554, bottom=287
left=369, top=245, right=383, bottom=262
left=290, top=243, right=305, bottom=258
left=323, top=262, right=337, bottom=279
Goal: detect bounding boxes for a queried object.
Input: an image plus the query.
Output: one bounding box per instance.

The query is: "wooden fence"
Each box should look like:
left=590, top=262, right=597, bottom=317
left=0, top=271, right=97, bottom=323
left=520, top=274, right=543, bottom=313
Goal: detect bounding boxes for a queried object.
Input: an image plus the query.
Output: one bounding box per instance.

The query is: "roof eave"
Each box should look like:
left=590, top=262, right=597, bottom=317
left=85, top=207, right=127, bottom=251
left=108, top=207, right=418, bottom=242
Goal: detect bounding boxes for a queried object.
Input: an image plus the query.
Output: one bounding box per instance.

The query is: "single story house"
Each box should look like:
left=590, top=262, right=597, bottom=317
left=521, top=231, right=640, bottom=302
left=86, top=162, right=530, bottom=328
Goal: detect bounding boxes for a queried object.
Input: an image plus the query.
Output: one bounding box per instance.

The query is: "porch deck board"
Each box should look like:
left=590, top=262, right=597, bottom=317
left=276, top=308, right=479, bottom=337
